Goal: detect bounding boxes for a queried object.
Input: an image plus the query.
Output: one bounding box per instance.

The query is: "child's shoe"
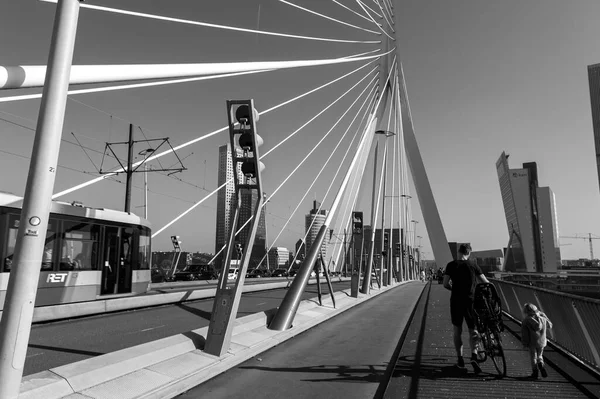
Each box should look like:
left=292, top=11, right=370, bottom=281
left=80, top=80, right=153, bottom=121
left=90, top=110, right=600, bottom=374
left=530, top=369, right=539, bottom=379
left=538, top=362, right=548, bottom=378
left=470, top=354, right=482, bottom=374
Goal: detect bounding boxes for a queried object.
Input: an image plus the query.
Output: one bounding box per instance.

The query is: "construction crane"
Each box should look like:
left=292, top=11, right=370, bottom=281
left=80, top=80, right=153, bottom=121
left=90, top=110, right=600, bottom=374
left=560, top=233, right=600, bottom=260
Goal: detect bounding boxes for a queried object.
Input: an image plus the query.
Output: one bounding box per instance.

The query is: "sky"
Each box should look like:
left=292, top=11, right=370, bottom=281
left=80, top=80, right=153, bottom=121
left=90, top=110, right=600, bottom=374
left=1, top=0, right=600, bottom=261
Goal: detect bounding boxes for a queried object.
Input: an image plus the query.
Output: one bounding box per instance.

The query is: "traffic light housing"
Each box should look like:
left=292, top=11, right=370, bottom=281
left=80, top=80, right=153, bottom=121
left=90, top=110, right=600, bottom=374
left=227, top=100, right=265, bottom=187
left=352, top=211, right=363, bottom=235
left=395, top=243, right=401, bottom=256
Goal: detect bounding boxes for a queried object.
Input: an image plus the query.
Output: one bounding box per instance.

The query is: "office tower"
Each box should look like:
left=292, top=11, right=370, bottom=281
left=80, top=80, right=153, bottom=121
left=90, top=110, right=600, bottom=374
left=268, top=247, right=289, bottom=269
left=238, top=189, right=267, bottom=268
left=295, top=239, right=306, bottom=260
left=496, top=151, right=561, bottom=272
left=587, top=63, right=600, bottom=193
left=305, top=200, right=328, bottom=262
left=214, top=143, right=244, bottom=266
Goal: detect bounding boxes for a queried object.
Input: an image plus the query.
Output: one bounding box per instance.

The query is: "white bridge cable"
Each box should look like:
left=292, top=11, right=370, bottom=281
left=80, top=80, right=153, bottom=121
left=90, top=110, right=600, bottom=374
left=258, top=82, right=378, bottom=267
left=39, top=0, right=380, bottom=45
left=283, top=92, right=378, bottom=270
left=209, top=73, right=378, bottom=264
left=261, top=66, right=378, bottom=159
left=0, top=69, right=272, bottom=103
left=354, top=1, right=395, bottom=41
left=331, top=0, right=378, bottom=25
left=0, top=47, right=395, bottom=90
left=51, top=58, right=383, bottom=200
left=278, top=0, right=381, bottom=35
left=285, top=103, right=377, bottom=270
left=376, top=0, right=395, bottom=33
left=359, top=0, right=383, bottom=19
left=379, top=0, right=395, bottom=23
left=329, top=122, right=372, bottom=269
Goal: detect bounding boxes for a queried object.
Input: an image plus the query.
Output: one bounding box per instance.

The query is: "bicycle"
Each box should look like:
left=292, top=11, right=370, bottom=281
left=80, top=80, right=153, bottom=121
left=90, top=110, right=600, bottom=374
left=472, top=283, right=507, bottom=377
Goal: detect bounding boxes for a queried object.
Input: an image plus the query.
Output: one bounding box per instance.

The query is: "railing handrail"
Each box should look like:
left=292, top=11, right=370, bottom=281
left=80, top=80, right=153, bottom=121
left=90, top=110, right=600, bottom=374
left=490, top=278, right=600, bottom=305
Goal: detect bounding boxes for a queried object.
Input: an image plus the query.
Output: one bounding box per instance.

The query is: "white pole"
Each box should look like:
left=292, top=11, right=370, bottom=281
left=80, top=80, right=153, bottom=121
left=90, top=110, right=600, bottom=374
left=144, top=163, right=148, bottom=219
left=0, top=1, right=80, bottom=397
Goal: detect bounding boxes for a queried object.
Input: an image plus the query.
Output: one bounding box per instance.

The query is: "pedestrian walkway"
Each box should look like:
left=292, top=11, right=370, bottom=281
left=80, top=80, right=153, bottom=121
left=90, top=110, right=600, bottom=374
left=178, top=282, right=599, bottom=399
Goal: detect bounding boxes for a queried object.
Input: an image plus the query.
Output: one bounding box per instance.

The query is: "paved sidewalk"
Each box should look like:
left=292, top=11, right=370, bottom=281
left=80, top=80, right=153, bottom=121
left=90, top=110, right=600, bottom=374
left=384, top=283, right=597, bottom=399
left=177, top=282, right=426, bottom=399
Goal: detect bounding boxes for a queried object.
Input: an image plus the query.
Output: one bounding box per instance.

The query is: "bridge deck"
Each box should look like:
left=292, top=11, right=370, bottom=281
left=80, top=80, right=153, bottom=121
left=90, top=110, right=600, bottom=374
left=178, top=282, right=598, bottom=399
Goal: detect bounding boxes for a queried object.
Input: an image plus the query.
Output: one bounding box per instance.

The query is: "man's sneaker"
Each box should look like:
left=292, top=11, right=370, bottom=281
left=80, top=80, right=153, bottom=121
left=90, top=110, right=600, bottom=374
left=531, top=369, right=539, bottom=379
left=470, top=354, right=482, bottom=374
left=538, top=362, right=548, bottom=378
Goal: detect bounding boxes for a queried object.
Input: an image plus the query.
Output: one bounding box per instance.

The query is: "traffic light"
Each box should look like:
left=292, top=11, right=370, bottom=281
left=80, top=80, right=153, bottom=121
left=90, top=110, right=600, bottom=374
left=395, top=243, right=401, bottom=256
left=229, top=102, right=265, bottom=181
left=235, top=243, right=243, bottom=254
left=352, top=211, right=363, bottom=235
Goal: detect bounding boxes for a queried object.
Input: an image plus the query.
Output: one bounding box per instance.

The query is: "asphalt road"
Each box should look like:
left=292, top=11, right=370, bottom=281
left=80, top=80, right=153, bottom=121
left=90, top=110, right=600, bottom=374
left=24, top=281, right=351, bottom=376
left=178, top=282, right=425, bottom=399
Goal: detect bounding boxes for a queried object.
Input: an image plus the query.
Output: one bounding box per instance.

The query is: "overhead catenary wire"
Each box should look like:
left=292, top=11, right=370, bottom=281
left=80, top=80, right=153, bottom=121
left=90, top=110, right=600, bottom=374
left=39, top=0, right=380, bottom=45
left=277, top=0, right=381, bottom=35
left=50, top=57, right=385, bottom=200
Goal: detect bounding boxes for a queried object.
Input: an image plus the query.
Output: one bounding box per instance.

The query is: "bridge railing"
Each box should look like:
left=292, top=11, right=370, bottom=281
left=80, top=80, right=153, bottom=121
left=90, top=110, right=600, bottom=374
left=492, top=279, right=600, bottom=373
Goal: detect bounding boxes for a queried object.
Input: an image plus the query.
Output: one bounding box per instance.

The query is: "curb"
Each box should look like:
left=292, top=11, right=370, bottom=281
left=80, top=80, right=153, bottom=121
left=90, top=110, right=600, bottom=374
left=19, top=281, right=411, bottom=399
left=15, top=277, right=350, bottom=323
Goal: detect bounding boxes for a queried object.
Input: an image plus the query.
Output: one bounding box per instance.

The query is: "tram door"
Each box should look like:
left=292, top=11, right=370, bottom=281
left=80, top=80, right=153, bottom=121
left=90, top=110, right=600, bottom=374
left=101, top=227, right=133, bottom=295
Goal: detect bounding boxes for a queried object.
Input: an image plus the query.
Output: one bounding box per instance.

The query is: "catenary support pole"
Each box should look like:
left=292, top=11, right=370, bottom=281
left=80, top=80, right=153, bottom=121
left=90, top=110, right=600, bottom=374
left=380, top=138, right=388, bottom=287
left=0, top=1, right=81, bottom=397
left=124, top=123, right=134, bottom=213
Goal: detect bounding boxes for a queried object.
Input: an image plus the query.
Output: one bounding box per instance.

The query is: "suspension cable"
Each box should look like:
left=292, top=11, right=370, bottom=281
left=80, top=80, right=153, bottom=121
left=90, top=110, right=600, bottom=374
left=208, top=76, right=378, bottom=264
left=278, top=0, right=380, bottom=35
left=331, top=0, right=377, bottom=25
left=50, top=58, right=383, bottom=200
left=354, top=1, right=395, bottom=41
left=39, top=0, right=380, bottom=45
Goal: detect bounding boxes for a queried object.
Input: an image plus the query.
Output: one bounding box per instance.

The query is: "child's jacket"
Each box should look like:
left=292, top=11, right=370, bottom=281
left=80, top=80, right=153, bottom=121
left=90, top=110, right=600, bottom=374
left=521, top=312, right=553, bottom=348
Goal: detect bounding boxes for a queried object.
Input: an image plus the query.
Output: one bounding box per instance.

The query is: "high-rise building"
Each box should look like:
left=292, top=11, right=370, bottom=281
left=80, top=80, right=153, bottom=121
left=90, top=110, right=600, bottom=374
left=305, top=200, right=328, bottom=261
left=268, top=247, right=289, bottom=269
left=295, top=239, right=306, bottom=261
left=587, top=63, right=600, bottom=192
left=238, top=189, right=267, bottom=268
left=496, top=152, right=561, bottom=272
left=215, top=143, right=244, bottom=266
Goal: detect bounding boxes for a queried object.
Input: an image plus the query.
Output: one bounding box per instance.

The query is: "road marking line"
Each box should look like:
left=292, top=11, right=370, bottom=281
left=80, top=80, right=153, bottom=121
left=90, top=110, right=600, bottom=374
left=26, top=352, right=44, bottom=358
left=256, top=302, right=266, bottom=306
left=141, top=325, right=165, bottom=332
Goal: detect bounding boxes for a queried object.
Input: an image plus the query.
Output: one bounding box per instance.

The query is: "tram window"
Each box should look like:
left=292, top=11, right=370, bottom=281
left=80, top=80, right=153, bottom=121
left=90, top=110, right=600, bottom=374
left=136, top=230, right=151, bottom=270
left=4, top=215, right=57, bottom=272
left=60, top=221, right=100, bottom=271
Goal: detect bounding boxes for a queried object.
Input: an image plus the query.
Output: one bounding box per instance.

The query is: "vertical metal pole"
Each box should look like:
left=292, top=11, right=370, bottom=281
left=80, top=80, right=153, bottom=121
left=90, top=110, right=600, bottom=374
left=361, top=142, right=378, bottom=294
left=144, top=163, right=148, bottom=219
left=0, top=1, right=80, bottom=397
left=380, top=139, right=388, bottom=287
left=124, top=124, right=134, bottom=213
left=343, top=229, right=347, bottom=276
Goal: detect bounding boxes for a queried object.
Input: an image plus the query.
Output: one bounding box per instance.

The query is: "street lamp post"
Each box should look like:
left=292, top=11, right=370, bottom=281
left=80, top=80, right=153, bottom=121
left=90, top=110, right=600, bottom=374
left=376, top=130, right=395, bottom=288
left=400, top=194, right=411, bottom=280
left=138, top=148, right=155, bottom=219
left=411, top=220, right=419, bottom=277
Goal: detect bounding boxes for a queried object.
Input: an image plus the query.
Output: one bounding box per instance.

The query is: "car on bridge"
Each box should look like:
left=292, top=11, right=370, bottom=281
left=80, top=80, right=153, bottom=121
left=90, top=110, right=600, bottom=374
left=246, top=269, right=269, bottom=278
left=173, top=265, right=210, bottom=281
left=271, top=268, right=289, bottom=277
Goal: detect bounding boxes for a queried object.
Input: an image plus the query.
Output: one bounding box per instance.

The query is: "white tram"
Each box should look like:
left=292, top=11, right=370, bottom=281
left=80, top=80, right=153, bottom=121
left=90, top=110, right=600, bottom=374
left=0, top=192, right=151, bottom=309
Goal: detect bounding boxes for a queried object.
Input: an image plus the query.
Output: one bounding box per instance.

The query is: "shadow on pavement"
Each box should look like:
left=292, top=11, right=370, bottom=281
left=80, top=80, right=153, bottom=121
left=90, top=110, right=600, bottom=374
left=239, top=363, right=388, bottom=383
left=27, top=344, right=104, bottom=357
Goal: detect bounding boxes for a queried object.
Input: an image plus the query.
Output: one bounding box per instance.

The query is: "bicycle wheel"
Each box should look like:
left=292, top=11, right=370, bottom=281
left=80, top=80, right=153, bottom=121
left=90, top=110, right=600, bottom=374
left=488, top=330, right=507, bottom=377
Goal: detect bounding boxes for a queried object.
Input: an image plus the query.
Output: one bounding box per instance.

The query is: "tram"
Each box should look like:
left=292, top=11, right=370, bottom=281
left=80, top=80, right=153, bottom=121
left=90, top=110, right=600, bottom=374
left=0, top=192, right=151, bottom=310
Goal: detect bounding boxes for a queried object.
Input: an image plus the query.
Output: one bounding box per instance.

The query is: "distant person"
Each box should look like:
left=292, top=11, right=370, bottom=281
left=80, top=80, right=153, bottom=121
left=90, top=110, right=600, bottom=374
left=443, top=243, right=489, bottom=373
left=521, top=303, right=553, bottom=379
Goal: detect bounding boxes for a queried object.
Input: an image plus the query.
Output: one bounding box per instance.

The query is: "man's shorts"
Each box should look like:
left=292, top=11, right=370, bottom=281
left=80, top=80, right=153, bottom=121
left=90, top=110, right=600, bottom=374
left=450, top=297, right=476, bottom=329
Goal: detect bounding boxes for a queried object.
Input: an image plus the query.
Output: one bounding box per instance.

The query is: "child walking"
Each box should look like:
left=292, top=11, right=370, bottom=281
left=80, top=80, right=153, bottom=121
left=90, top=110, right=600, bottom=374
left=521, top=303, right=553, bottom=379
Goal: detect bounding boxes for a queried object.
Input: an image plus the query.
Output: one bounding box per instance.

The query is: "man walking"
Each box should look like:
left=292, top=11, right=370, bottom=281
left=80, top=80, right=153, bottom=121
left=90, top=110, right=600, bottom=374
left=443, top=243, right=489, bottom=373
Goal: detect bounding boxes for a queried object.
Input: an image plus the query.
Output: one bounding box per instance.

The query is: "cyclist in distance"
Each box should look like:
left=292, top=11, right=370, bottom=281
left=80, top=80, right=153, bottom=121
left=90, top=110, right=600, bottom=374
left=443, top=243, right=490, bottom=373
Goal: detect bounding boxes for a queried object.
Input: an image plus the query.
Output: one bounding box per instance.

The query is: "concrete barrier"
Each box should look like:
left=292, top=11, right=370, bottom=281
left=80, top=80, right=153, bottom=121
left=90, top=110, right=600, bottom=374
left=18, top=281, right=414, bottom=399
left=11, top=277, right=349, bottom=323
